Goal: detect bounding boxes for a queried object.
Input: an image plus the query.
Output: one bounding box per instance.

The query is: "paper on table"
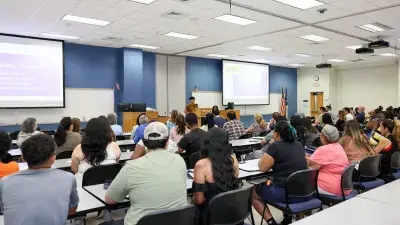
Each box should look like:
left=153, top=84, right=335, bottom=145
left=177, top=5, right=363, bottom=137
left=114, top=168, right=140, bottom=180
left=239, top=159, right=260, bottom=172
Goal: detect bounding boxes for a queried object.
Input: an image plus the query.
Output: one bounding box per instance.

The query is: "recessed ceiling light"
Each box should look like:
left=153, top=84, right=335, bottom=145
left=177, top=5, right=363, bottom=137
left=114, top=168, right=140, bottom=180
left=214, top=14, right=257, bottom=26
left=62, top=15, right=110, bottom=26
left=40, top=33, right=80, bottom=40
left=128, top=44, right=160, bottom=50
left=356, top=23, right=392, bottom=33
left=289, top=64, right=303, bottom=67
left=295, top=53, right=311, bottom=57
left=328, top=59, right=345, bottom=62
left=207, top=54, right=229, bottom=58
left=273, top=0, right=324, bottom=9
left=379, top=53, right=398, bottom=57
left=164, top=32, right=198, bottom=39
left=247, top=46, right=271, bottom=51
left=300, top=34, right=330, bottom=42
left=346, top=45, right=362, bottom=50
left=128, top=0, right=156, bottom=4
left=254, top=59, right=270, bottom=63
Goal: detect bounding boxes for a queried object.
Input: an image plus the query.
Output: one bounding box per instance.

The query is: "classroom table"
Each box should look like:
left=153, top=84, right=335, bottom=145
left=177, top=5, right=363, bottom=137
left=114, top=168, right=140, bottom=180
left=290, top=197, right=400, bottom=225
left=8, top=148, right=21, bottom=156
left=123, top=132, right=131, bottom=137
left=356, top=179, right=400, bottom=206
left=229, top=138, right=263, bottom=154
left=116, top=139, right=135, bottom=146
left=73, top=186, right=106, bottom=217
left=12, top=140, right=17, bottom=145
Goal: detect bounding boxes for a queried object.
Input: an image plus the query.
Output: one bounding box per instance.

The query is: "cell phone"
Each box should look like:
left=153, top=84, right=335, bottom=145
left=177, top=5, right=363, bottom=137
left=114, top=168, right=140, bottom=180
left=104, top=180, right=113, bottom=190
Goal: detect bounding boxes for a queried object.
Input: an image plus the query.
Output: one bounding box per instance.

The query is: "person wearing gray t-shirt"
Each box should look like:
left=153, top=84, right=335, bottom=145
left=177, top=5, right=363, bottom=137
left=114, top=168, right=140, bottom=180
left=0, top=134, right=79, bottom=225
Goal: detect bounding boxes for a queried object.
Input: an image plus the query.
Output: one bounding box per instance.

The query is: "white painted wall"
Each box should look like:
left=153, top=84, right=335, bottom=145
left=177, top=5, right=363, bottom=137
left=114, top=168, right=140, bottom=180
left=167, top=56, right=186, bottom=115
left=155, top=55, right=168, bottom=116
left=336, top=64, right=398, bottom=112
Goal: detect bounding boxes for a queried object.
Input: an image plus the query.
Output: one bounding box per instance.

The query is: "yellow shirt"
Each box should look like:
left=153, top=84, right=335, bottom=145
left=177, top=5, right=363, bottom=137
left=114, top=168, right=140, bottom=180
left=185, top=103, right=198, bottom=113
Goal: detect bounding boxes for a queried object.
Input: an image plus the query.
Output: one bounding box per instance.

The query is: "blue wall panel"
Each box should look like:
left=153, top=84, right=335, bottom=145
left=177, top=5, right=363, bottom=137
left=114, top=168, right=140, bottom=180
left=269, top=66, right=297, bottom=116
left=142, top=52, right=156, bottom=108
left=122, top=48, right=143, bottom=103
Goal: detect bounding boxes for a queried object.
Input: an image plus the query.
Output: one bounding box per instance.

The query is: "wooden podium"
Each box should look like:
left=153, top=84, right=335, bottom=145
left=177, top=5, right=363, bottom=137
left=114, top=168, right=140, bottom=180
left=193, top=108, right=240, bottom=126
left=123, top=111, right=158, bottom=132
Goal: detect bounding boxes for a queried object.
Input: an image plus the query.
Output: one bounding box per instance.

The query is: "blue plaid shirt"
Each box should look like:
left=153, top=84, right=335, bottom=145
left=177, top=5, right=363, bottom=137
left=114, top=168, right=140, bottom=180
left=133, top=124, right=148, bottom=143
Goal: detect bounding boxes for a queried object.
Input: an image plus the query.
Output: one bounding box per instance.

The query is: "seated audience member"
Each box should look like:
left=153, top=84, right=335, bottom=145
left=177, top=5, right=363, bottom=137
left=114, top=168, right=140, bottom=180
left=223, top=111, right=246, bottom=140
left=382, top=110, right=394, bottom=120
left=193, top=128, right=239, bottom=225
left=322, top=113, right=334, bottom=126
left=133, top=115, right=149, bottom=144
left=178, top=113, right=206, bottom=161
left=343, top=107, right=354, bottom=121
left=370, top=119, right=398, bottom=175
left=0, top=134, right=79, bottom=225
left=307, top=125, right=350, bottom=196
left=170, top=114, right=188, bottom=143
left=339, top=120, right=375, bottom=162
left=17, top=117, right=41, bottom=147
left=71, top=117, right=83, bottom=136
left=246, top=113, right=269, bottom=137
left=290, top=115, right=305, bottom=146
left=0, top=132, right=18, bottom=178
left=54, top=117, right=82, bottom=155
left=105, top=122, right=187, bottom=225
left=268, top=112, right=281, bottom=130
left=262, top=116, right=287, bottom=145
left=98, top=115, right=117, bottom=142
left=315, top=107, right=327, bottom=126
left=130, top=112, right=146, bottom=139
left=107, top=113, right=123, bottom=136
left=303, top=118, right=320, bottom=147
left=212, top=106, right=226, bottom=128
left=166, top=110, right=178, bottom=133
left=71, top=118, right=121, bottom=175
left=252, top=121, right=307, bottom=225
left=335, top=110, right=346, bottom=132
left=356, top=106, right=366, bottom=123
left=201, top=113, right=217, bottom=132
left=326, top=106, right=338, bottom=124
left=393, top=120, right=400, bottom=148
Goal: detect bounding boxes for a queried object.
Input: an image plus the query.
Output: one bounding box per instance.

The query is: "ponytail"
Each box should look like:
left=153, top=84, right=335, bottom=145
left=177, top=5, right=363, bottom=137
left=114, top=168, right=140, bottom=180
left=54, top=117, right=72, bottom=146
left=275, top=121, right=297, bottom=142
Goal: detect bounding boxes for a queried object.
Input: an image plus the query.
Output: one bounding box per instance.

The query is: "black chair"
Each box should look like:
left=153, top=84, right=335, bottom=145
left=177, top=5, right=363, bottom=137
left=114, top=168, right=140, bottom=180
left=320, top=164, right=358, bottom=206
left=82, top=164, right=122, bottom=187
left=311, top=137, right=322, bottom=147
left=239, top=134, right=251, bottom=139
left=258, top=131, right=268, bottom=137
left=115, top=135, right=126, bottom=141
left=188, top=152, right=202, bottom=169
left=261, top=169, right=322, bottom=225
left=9, top=131, right=19, bottom=140
left=353, top=155, right=385, bottom=192
left=42, top=130, right=55, bottom=136
left=391, top=152, right=400, bottom=180
left=56, top=151, right=73, bottom=159
left=98, top=205, right=199, bottom=225
left=208, top=186, right=254, bottom=225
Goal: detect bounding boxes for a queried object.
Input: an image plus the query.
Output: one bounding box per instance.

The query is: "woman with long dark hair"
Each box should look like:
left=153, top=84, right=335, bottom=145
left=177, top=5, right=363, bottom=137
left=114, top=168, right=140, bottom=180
left=54, top=117, right=82, bottom=155
left=0, top=132, right=18, bottom=178
left=290, top=115, right=305, bottom=146
left=71, top=118, right=121, bottom=174
left=201, top=113, right=217, bottom=132
left=335, top=110, right=346, bottom=132
left=170, top=114, right=188, bottom=143
left=167, top=110, right=178, bottom=133
left=303, top=117, right=320, bottom=147
left=193, top=128, right=239, bottom=225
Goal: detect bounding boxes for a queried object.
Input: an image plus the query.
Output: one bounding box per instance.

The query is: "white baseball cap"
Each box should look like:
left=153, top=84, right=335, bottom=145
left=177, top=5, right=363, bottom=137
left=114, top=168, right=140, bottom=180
left=144, top=122, right=169, bottom=140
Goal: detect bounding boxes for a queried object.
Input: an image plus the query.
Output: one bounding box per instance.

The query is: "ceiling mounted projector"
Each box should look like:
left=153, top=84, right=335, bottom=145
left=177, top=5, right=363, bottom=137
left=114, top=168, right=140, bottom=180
left=316, top=63, right=332, bottom=69
left=368, top=40, right=390, bottom=49
left=356, top=47, right=374, bottom=54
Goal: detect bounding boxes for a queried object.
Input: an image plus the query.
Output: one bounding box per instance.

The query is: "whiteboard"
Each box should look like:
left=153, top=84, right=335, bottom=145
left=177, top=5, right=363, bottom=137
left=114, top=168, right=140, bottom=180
left=0, top=88, right=114, bottom=125
left=192, top=91, right=280, bottom=115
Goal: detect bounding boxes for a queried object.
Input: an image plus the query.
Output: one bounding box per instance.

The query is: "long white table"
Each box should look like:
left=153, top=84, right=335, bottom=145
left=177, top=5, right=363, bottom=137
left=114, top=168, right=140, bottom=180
left=8, top=148, right=21, bottom=156
left=356, top=179, right=400, bottom=206
left=74, top=186, right=105, bottom=217
left=116, top=139, right=135, bottom=146
left=229, top=139, right=262, bottom=147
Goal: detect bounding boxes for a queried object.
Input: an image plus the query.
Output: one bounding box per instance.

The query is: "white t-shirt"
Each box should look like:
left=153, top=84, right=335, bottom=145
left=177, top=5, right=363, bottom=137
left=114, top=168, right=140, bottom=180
left=345, top=113, right=354, bottom=121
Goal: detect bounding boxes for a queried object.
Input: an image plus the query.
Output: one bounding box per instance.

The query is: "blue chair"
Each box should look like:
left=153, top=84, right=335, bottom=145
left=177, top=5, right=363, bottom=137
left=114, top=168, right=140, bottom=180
left=208, top=186, right=255, bottom=225
left=390, top=152, right=400, bottom=180
left=320, top=164, right=358, bottom=206
left=353, top=155, right=385, bottom=192
left=260, top=169, right=322, bottom=225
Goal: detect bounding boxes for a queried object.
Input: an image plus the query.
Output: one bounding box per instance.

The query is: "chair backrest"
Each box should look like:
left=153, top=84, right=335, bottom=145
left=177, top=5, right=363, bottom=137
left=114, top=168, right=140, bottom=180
left=42, top=130, right=55, bottom=136
left=137, top=205, right=198, bottom=225
left=341, top=163, right=356, bottom=193
left=116, top=135, right=126, bottom=141
left=358, top=155, right=382, bottom=178
left=9, top=131, right=19, bottom=140
left=258, top=131, right=268, bottom=137
left=208, top=186, right=253, bottom=225
left=239, top=133, right=251, bottom=139
left=82, top=163, right=122, bottom=187
left=311, top=137, right=322, bottom=147
left=391, top=151, right=400, bottom=170
left=56, top=151, right=73, bottom=159
left=286, top=168, right=319, bottom=198
left=188, top=152, right=202, bottom=169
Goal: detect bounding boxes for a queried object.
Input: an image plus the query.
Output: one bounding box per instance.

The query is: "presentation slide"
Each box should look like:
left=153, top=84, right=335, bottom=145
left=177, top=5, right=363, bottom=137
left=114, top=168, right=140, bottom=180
left=0, top=35, right=64, bottom=108
left=223, top=60, right=269, bottom=105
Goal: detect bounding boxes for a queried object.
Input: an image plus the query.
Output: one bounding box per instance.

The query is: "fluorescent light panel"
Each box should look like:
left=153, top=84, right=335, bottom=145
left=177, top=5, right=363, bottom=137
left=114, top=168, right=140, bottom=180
left=214, top=14, right=257, bottom=26
left=379, top=53, right=397, bottom=57
left=207, top=54, right=229, bottom=58
left=289, top=64, right=303, bottom=67
left=40, top=33, right=80, bottom=40
left=273, top=0, right=325, bottom=9
left=300, top=34, right=330, bottom=42
left=247, top=46, right=271, bottom=51
left=128, top=0, right=156, bottom=4
left=328, top=59, right=345, bottom=62
left=62, top=15, right=110, bottom=26
left=164, top=32, right=198, bottom=39
left=346, top=45, right=362, bottom=50
left=129, top=44, right=160, bottom=49
left=295, top=53, right=311, bottom=57
left=356, top=23, right=392, bottom=33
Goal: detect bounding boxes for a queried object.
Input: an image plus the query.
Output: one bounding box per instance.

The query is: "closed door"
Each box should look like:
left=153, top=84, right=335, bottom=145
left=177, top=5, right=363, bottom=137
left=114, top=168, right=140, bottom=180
left=310, top=92, right=323, bottom=118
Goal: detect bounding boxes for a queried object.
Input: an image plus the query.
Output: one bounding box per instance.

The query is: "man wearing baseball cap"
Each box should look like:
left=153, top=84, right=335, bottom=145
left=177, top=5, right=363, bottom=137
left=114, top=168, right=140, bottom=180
left=105, top=122, right=187, bottom=225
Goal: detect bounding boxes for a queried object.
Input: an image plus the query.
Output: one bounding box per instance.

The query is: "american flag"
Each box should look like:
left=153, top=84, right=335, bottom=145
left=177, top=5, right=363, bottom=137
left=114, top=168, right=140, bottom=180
left=280, top=87, right=288, bottom=117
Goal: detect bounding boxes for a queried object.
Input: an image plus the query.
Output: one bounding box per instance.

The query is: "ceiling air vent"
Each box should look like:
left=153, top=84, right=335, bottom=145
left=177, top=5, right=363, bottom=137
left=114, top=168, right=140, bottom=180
left=102, top=36, right=123, bottom=42
left=162, top=11, right=187, bottom=19
left=350, top=59, right=364, bottom=62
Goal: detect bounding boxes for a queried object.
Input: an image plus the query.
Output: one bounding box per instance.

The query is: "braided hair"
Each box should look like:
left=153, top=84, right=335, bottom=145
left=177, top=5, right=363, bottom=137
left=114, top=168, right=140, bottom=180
left=274, top=120, right=297, bottom=142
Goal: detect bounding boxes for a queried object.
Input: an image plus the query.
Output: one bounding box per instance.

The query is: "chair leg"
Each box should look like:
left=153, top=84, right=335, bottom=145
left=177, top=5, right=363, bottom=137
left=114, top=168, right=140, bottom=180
left=250, top=210, right=256, bottom=225
left=260, top=203, right=267, bottom=225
